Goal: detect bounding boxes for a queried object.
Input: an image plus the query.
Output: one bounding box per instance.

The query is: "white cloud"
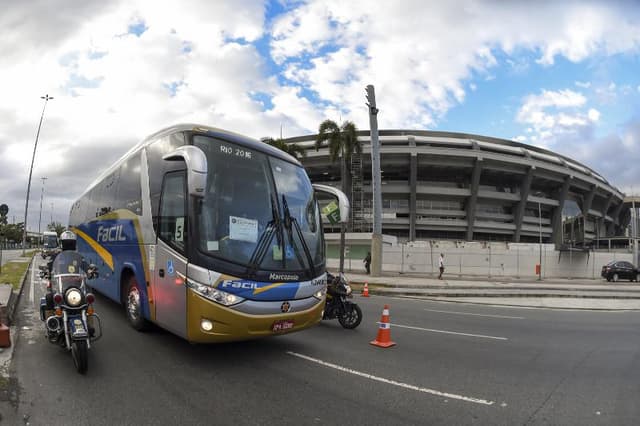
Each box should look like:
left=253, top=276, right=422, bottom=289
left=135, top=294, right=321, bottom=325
left=575, top=81, right=591, bottom=88
left=516, top=89, right=600, bottom=147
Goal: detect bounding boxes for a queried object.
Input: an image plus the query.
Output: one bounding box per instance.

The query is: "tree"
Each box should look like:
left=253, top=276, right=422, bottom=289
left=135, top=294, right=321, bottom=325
left=48, top=222, right=66, bottom=235
left=264, top=138, right=307, bottom=161
left=1, top=223, right=24, bottom=242
left=314, top=119, right=360, bottom=209
left=0, top=204, right=7, bottom=225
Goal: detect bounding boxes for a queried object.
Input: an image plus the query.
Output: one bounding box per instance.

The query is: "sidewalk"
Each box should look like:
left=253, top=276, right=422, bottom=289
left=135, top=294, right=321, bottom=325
left=339, top=270, right=640, bottom=310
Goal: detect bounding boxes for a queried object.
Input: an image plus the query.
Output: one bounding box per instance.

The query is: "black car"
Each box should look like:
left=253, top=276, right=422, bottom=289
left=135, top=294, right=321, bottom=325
left=601, top=261, right=639, bottom=282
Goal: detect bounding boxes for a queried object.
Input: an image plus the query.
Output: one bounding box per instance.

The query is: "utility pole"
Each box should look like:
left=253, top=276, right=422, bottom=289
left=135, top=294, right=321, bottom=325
left=365, top=85, right=382, bottom=276
left=22, top=94, right=53, bottom=254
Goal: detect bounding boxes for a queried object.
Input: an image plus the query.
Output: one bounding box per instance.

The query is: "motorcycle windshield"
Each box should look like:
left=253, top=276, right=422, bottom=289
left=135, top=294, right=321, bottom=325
left=51, top=252, right=86, bottom=290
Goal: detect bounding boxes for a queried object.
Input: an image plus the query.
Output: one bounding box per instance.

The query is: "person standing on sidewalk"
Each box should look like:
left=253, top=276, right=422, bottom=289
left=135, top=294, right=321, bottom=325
left=364, top=251, right=371, bottom=274
left=438, top=253, right=445, bottom=279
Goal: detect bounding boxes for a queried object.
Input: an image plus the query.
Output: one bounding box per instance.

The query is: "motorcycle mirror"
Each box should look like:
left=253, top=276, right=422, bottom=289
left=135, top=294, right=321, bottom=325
left=87, top=264, right=99, bottom=279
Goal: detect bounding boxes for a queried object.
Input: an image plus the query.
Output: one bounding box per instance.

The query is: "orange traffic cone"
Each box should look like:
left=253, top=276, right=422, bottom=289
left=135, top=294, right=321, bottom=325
left=370, top=304, right=396, bottom=348
left=362, top=282, right=370, bottom=297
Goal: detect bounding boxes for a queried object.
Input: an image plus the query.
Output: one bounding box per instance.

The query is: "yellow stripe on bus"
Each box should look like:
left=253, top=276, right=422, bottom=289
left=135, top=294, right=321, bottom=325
left=253, top=282, right=285, bottom=295
left=72, top=227, right=114, bottom=271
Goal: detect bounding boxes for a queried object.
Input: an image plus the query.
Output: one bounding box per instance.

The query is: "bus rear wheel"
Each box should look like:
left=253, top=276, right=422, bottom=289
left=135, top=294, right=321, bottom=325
left=126, top=276, right=149, bottom=331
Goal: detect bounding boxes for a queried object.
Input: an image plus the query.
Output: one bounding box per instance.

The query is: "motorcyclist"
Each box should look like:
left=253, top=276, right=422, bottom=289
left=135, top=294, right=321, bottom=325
left=46, top=230, right=77, bottom=274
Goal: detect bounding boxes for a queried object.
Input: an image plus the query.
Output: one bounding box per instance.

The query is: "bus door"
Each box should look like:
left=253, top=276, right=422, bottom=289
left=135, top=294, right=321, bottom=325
left=153, top=171, right=188, bottom=337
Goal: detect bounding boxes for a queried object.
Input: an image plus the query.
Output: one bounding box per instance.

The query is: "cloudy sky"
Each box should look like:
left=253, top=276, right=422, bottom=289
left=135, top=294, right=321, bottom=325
left=1, top=0, right=639, bottom=231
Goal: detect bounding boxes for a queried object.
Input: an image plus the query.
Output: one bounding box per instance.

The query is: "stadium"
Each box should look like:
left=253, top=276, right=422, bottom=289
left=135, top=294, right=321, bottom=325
left=285, top=129, right=628, bottom=245
left=281, top=130, right=637, bottom=277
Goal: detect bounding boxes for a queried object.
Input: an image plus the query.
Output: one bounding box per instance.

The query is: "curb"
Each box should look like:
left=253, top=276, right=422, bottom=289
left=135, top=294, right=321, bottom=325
left=369, top=289, right=640, bottom=299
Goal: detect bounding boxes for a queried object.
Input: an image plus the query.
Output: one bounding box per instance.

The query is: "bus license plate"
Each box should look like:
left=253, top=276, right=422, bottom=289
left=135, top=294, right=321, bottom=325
left=272, top=320, right=294, bottom=332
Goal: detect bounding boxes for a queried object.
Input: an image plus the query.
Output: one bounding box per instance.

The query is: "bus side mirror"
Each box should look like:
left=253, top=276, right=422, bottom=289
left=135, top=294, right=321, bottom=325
left=312, top=184, right=350, bottom=224
left=163, top=145, right=208, bottom=198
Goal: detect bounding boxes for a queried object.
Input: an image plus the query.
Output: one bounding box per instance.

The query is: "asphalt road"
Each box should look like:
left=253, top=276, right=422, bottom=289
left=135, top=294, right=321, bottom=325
left=4, top=256, right=640, bottom=425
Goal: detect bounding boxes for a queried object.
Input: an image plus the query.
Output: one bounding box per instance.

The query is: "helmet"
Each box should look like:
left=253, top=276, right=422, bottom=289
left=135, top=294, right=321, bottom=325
left=60, top=230, right=77, bottom=251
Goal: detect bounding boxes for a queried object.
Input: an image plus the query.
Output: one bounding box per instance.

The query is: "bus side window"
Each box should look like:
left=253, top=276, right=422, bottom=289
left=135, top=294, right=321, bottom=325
left=159, top=171, right=187, bottom=254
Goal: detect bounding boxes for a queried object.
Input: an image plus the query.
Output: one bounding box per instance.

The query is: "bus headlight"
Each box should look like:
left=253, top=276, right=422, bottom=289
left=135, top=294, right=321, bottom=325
left=313, top=286, right=326, bottom=300
left=186, top=279, right=244, bottom=306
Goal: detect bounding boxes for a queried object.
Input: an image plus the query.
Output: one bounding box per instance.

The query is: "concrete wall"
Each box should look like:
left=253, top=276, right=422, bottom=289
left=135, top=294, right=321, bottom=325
left=327, top=240, right=634, bottom=279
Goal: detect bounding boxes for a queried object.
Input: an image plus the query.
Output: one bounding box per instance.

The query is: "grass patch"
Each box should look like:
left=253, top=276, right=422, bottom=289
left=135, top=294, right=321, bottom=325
left=0, top=259, right=32, bottom=290
left=21, top=250, right=37, bottom=258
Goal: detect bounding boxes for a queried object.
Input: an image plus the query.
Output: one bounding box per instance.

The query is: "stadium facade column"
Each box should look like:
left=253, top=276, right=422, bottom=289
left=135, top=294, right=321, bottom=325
left=608, top=198, right=624, bottom=235
left=552, top=176, right=572, bottom=246
left=513, top=166, right=535, bottom=242
left=465, top=156, right=483, bottom=241
left=582, top=185, right=596, bottom=219
left=600, top=193, right=614, bottom=237
left=409, top=143, right=417, bottom=241
left=582, top=185, right=596, bottom=242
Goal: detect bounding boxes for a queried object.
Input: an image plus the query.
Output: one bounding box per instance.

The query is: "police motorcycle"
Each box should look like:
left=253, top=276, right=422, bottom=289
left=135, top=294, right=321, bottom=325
left=39, top=248, right=102, bottom=374
left=322, top=272, right=363, bottom=329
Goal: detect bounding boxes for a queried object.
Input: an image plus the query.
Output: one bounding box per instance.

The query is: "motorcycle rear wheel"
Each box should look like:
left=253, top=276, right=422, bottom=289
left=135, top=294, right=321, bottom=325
left=71, top=340, right=88, bottom=374
left=338, top=304, right=363, bottom=329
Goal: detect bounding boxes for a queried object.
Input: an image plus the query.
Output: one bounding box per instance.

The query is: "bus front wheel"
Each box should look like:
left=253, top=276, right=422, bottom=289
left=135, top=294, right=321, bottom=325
left=126, top=276, right=149, bottom=331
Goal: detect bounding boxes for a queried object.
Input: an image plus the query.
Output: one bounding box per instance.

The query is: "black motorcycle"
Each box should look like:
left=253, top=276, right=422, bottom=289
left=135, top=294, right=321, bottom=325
left=39, top=251, right=102, bottom=374
left=322, top=272, right=363, bottom=329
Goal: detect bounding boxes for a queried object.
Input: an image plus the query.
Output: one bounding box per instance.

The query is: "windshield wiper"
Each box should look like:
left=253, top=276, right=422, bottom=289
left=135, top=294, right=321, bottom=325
left=282, top=194, right=316, bottom=277
left=246, top=195, right=282, bottom=279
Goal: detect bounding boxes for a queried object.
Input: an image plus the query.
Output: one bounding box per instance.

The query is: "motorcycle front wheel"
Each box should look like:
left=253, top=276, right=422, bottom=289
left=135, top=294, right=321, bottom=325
left=71, top=340, right=88, bottom=374
left=338, top=303, right=363, bottom=329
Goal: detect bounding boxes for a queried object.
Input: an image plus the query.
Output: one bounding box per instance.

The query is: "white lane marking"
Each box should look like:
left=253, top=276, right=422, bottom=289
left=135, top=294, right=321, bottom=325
left=287, top=351, right=495, bottom=406
left=424, top=308, right=524, bottom=320
left=391, top=323, right=508, bottom=341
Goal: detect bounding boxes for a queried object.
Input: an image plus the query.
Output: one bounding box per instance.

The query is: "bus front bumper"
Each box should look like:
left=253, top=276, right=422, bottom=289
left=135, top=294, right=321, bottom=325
left=186, top=289, right=325, bottom=343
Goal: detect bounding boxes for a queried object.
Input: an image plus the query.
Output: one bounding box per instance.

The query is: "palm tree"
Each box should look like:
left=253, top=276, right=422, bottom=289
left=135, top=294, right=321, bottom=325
left=314, top=119, right=360, bottom=208
left=264, top=138, right=307, bottom=161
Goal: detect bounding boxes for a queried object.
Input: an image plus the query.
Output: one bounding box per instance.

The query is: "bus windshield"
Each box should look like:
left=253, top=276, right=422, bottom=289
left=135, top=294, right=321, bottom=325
left=194, top=136, right=323, bottom=274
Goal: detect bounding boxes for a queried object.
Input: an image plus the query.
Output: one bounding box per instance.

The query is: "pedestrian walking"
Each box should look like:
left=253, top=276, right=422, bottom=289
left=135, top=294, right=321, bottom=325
left=364, top=251, right=371, bottom=274
left=438, top=253, right=445, bottom=279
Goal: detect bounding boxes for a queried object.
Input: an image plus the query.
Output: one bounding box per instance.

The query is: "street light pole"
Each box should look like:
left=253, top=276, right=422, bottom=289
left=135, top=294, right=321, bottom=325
left=538, top=200, right=543, bottom=281
left=22, top=94, right=53, bottom=255
left=37, top=176, right=47, bottom=247
left=365, top=85, right=382, bottom=276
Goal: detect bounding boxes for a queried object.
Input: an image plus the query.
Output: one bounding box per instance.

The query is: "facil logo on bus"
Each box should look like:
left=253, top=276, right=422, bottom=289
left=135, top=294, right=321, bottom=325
left=97, top=225, right=127, bottom=242
left=221, top=280, right=259, bottom=290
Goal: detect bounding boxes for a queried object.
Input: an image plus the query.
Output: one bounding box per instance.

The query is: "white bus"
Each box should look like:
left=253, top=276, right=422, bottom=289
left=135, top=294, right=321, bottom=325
left=69, top=124, right=348, bottom=342
left=41, top=231, right=59, bottom=257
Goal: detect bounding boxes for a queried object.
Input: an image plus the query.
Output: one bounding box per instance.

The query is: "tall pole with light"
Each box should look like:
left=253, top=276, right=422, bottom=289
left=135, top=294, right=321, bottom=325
left=366, top=85, right=382, bottom=276
left=22, top=94, right=54, bottom=254
left=37, top=176, right=48, bottom=247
